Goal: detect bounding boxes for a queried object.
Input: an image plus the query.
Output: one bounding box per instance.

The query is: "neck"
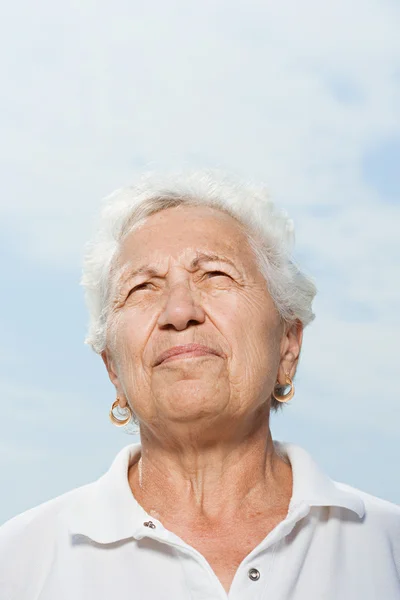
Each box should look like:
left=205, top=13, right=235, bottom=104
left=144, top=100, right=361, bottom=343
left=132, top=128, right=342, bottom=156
left=128, top=417, right=293, bottom=528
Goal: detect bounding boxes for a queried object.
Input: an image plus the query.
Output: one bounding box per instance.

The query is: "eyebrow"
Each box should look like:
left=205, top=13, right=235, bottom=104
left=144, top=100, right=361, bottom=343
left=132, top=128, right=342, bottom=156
left=119, top=252, right=238, bottom=287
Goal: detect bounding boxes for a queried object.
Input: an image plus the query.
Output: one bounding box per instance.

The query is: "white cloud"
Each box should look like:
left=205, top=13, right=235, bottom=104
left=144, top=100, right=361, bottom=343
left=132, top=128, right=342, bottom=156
left=296, top=316, right=399, bottom=432
left=0, top=379, right=94, bottom=430
left=0, top=439, right=46, bottom=467
left=0, top=0, right=399, bottom=440
left=1, top=0, right=399, bottom=219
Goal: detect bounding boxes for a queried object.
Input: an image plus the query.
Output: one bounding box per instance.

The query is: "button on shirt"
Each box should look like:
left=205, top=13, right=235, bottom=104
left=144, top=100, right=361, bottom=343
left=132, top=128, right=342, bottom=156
left=0, top=441, right=399, bottom=600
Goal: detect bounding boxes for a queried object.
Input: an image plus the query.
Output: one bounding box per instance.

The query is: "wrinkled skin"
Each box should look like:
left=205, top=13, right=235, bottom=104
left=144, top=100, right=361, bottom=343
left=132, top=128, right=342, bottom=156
left=102, top=204, right=302, bottom=446
left=101, top=204, right=303, bottom=593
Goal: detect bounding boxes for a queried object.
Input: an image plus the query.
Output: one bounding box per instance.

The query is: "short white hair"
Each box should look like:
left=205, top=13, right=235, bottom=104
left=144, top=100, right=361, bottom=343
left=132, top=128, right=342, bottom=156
left=81, top=170, right=317, bottom=359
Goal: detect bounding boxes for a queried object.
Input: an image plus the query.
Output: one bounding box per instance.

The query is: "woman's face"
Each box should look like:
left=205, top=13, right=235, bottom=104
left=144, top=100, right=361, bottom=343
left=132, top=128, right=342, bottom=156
left=103, top=205, right=300, bottom=436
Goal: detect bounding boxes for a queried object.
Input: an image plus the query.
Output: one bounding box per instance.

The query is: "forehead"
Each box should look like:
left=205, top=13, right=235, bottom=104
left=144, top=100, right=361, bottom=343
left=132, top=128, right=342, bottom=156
left=117, top=204, right=256, bottom=268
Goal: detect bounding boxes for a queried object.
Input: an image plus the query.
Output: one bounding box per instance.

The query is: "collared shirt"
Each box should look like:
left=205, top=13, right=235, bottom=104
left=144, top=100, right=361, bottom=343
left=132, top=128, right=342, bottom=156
left=0, top=440, right=399, bottom=600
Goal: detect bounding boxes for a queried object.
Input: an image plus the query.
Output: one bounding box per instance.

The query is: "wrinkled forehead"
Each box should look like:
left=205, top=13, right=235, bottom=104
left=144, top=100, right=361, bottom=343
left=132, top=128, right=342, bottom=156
left=115, top=204, right=260, bottom=277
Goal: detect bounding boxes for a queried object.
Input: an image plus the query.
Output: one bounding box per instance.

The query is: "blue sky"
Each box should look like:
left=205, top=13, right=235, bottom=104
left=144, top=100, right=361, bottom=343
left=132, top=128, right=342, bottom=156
left=0, top=0, right=399, bottom=524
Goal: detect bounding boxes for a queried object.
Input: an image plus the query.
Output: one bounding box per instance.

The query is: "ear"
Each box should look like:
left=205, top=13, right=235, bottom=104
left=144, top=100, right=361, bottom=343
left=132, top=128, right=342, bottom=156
left=277, top=320, right=303, bottom=384
left=101, top=349, right=128, bottom=408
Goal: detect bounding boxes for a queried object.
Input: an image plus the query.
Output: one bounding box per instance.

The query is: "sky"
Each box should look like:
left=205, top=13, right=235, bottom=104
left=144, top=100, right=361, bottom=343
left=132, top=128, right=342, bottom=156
left=0, top=0, right=399, bottom=525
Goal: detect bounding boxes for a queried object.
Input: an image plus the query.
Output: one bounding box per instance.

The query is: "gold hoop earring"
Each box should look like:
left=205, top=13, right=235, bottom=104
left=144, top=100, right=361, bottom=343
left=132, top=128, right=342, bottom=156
left=109, top=398, right=132, bottom=426
left=272, top=373, right=295, bottom=403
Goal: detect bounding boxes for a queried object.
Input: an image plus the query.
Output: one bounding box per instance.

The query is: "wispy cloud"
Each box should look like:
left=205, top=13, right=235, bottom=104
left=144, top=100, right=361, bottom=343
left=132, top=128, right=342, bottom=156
left=0, top=0, right=399, bottom=521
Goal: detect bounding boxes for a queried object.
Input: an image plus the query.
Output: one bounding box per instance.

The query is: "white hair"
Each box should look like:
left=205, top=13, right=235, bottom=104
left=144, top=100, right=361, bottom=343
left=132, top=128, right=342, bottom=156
left=81, top=170, right=317, bottom=363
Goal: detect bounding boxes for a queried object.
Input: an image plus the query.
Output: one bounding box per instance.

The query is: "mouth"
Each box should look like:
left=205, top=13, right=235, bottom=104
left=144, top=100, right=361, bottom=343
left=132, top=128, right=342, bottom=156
left=154, top=344, right=221, bottom=367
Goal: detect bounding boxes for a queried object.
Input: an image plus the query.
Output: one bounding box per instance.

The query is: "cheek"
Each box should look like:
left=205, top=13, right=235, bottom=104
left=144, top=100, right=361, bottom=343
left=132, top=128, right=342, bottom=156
left=224, top=293, right=282, bottom=375
left=107, top=310, right=146, bottom=372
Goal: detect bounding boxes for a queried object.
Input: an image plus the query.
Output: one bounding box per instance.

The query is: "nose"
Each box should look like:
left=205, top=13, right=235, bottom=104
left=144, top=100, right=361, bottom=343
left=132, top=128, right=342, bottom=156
left=157, top=282, right=206, bottom=331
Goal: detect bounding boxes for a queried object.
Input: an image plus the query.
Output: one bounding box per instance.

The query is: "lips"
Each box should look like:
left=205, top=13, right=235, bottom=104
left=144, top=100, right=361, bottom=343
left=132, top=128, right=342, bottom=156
left=154, top=344, right=221, bottom=366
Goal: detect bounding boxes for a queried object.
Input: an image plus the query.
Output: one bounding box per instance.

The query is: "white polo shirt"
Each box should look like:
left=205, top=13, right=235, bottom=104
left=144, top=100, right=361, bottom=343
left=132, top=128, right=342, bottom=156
left=0, top=440, right=399, bottom=599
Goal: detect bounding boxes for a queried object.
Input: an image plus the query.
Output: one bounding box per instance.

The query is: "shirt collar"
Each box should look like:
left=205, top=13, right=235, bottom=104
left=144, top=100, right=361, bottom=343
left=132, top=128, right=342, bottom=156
left=64, top=443, right=146, bottom=544
left=64, top=440, right=365, bottom=544
left=275, top=441, right=365, bottom=518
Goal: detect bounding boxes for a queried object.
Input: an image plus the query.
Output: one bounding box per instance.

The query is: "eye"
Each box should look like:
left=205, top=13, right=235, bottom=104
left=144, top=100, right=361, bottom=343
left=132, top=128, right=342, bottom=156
left=127, top=282, right=153, bottom=297
left=205, top=270, right=230, bottom=279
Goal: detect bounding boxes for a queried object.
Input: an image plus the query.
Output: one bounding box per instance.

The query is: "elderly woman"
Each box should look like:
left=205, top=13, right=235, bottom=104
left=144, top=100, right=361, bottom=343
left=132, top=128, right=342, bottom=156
left=0, top=172, right=399, bottom=600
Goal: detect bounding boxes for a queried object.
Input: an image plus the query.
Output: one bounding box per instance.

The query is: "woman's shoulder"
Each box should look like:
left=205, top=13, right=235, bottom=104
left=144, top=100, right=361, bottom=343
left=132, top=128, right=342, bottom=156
left=335, top=480, right=399, bottom=509
left=0, top=479, right=100, bottom=599
left=334, top=479, right=400, bottom=527
left=0, top=479, right=96, bottom=547
left=0, top=443, right=139, bottom=551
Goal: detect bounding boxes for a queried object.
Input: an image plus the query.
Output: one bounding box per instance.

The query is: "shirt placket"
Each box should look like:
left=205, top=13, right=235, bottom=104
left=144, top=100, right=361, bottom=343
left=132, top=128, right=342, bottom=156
left=132, top=503, right=310, bottom=600
left=133, top=518, right=229, bottom=599
left=225, top=502, right=311, bottom=600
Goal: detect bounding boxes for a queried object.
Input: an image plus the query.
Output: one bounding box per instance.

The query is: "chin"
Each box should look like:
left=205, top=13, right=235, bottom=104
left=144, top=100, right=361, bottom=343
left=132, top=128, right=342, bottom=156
left=160, top=392, right=228, bottom=420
